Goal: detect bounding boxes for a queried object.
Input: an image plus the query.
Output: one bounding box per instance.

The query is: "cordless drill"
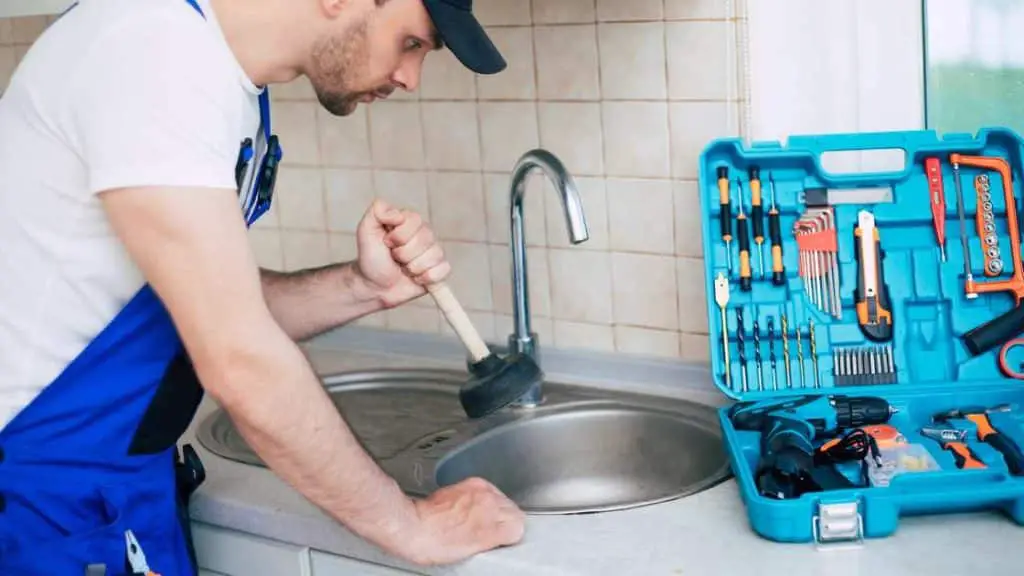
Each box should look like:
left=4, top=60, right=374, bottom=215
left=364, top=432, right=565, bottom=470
left=729, top=395, right=896, bottom=499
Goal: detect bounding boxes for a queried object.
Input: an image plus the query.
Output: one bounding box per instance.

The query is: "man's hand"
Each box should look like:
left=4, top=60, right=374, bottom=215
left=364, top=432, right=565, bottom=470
left=406, top=478, right=526, bottom=566
left=257, top=198, right=448, bottom=340
left=356, top=198, right=451, bottom=308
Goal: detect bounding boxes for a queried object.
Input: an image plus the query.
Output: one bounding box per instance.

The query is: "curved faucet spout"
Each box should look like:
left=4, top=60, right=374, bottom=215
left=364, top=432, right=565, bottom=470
left=508, top=150, right=589, bottom=406
left=510, top=149, right=590, bottom=246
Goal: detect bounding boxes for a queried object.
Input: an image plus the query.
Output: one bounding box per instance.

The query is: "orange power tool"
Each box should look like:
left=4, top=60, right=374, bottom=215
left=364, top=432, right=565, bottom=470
left=953, top=154, right=1024, bottom=355
left=933, top=405, right=1024, bottom=476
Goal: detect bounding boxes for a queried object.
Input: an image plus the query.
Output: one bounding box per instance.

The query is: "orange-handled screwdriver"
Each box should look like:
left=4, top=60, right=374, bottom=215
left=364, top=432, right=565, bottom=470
left=736, top=178, right=752, bottom=291
left=750, top=167, right=766, bottom=279
left=717, top=167, right=733, bottom=274
left=924, top=157, right=947, bottom=262
left=767, top=173, right=785, bottom=286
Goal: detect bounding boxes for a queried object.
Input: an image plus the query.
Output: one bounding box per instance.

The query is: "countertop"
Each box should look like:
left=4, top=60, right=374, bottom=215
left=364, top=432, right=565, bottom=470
left=182, top=327, right=1024, bottom=576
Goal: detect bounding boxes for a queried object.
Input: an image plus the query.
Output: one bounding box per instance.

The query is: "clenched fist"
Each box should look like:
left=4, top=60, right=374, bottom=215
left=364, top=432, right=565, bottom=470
left=355, top=198, right=451, bottom=308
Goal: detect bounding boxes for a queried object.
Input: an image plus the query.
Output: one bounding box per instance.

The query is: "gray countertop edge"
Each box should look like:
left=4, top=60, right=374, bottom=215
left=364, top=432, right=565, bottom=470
left=183, top=326, right=1024, bottom=576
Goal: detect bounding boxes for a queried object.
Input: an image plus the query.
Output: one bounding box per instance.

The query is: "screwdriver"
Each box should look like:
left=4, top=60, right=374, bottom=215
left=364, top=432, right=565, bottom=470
left=736, top=178, right=753, bottom=291
left=924, top=157, right=947, bottom=262
left=749, top=167, right=766, bottom=279
left=767, top=173, right=785, bottom=286
left=717, top=167, right=734, bottom=275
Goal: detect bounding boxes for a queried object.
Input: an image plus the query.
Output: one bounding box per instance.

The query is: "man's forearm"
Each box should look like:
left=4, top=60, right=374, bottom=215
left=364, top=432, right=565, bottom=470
left=260, top=262, right=384, bottom=341
left=199, top=319, right=424, bottom=559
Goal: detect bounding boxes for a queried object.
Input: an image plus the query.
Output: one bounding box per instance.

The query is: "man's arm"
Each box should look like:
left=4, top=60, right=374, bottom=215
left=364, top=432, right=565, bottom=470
left=101, top=185, right=425, bottom=556
left=258, top=262, right=385, bottom=342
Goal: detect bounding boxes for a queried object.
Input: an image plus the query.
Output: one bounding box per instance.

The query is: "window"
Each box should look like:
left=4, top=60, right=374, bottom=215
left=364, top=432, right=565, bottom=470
left=924, top=0, right=1024, bottom=135
left=745, top=1, right=925, bottom=147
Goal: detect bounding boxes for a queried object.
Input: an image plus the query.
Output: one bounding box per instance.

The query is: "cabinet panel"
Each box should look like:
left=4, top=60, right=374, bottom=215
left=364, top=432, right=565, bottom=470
left=310, top=550, right=416, bottom=575
left=192, top=522, right=310, bottom=576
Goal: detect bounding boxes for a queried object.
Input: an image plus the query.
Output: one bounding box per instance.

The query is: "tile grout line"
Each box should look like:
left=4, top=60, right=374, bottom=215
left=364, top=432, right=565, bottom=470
left=587, top=0, right=617, bottom=350
left=473, top=34, right=498, bottom=333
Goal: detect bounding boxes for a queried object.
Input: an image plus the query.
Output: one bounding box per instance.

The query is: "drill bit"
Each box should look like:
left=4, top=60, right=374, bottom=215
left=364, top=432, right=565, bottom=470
left=737, top=309, right=748, bottom=393
left=781, top=314, right=792, bottom=388
left=796, top=324, right=806, bottom=388
left=714, top=273, right=731, bottom=390
left=753, top=320, right=763, bottom=391
left=809, top=320, right=820, bottom=388
left=767, top=317, right=778, bottom=390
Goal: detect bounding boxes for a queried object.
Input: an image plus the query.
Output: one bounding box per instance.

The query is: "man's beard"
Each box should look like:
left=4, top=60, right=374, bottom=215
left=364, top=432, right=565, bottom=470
left=310, top=17, right=375, bottom=117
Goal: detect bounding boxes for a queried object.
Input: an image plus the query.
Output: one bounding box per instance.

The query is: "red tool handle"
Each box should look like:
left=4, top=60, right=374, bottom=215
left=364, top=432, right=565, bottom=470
left=925, top=157, right=947, bottom=259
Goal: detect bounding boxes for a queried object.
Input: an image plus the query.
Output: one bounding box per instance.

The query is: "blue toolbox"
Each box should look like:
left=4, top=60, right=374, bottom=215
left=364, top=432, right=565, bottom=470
left=698, top=128, right=1024, bottom=544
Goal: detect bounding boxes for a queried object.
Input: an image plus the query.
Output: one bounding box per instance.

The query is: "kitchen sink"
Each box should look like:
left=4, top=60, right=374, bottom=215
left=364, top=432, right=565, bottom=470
left=195, top=368, right=731, bottom=514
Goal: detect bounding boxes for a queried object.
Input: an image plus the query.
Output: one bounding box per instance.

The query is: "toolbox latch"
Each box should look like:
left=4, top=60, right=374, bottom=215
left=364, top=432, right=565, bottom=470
left=812, top=501, right=864, bottom=549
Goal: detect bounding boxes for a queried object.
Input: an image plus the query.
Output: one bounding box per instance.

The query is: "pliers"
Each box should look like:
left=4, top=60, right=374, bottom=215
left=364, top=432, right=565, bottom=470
left=125, top=530, right=161, bottom=576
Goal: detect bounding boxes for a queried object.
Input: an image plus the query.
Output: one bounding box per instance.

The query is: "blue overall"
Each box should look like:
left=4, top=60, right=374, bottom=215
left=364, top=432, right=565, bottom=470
left=0, top=1, right=280, bottom=573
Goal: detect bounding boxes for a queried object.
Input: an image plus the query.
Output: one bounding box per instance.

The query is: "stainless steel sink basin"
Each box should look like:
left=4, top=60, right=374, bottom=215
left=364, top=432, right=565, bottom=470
left=195, top=368, right=731, bottom=514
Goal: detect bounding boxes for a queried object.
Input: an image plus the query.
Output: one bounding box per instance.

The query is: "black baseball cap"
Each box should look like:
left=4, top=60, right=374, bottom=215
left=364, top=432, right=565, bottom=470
left=422, top=0, right=506, bottom=75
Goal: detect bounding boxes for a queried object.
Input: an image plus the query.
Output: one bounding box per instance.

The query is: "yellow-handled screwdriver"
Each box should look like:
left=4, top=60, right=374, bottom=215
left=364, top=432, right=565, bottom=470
left=750, top=167, right=766, bottom=279
left=717, top=167, right=733, bottom=275
left=768, top=173, right=786, bottom=286
left=736, top=178, right=753, bottom=292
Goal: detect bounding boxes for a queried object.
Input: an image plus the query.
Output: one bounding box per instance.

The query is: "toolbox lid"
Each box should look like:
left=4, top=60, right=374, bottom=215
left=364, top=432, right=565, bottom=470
left=696, top=127, right=1024, bottom=400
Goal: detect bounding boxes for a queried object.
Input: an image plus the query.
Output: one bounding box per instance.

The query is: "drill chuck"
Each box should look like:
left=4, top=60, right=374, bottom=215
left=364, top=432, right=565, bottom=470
left=834, top=396, right=895, bottom=429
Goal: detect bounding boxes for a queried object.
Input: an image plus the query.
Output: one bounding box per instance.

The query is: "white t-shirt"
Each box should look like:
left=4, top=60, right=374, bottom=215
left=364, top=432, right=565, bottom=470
left=0, top=0, right=263, bottom=428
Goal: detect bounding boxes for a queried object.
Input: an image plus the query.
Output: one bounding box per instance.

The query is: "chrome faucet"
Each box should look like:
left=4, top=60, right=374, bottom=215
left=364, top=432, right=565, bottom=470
left=506, top=149, right=589, bottom=407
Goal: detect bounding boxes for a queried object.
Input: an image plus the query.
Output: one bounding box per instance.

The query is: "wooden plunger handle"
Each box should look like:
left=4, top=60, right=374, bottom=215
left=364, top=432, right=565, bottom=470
left=427, top=282, right=491, bottom=362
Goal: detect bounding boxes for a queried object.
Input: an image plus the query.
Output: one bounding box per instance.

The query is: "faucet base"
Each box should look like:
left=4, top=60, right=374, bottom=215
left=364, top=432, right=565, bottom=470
left=509, top=332, right=543, bottom=408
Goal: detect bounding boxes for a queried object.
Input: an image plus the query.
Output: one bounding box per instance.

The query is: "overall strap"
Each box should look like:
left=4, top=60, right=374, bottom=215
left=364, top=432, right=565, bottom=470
left=184, top=0, right=272, bottom=139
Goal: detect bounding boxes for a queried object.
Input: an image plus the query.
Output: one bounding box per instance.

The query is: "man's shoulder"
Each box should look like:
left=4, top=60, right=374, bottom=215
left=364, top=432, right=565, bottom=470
left=54, top=0, right=235, bottom=85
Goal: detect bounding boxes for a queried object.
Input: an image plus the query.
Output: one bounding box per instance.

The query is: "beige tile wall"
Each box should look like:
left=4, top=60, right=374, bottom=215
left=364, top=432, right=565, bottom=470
left=0, top=1, right=748, bottom=364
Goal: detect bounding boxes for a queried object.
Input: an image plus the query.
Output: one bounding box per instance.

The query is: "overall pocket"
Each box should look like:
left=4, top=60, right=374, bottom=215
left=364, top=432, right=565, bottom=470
left=0, top=485, right=127, bottom=575
left=0, top=476, right=193, bottom=576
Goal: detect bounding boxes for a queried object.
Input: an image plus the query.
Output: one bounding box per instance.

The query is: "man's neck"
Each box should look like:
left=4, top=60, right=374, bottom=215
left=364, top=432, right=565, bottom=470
left=208, top=0, right=310, bottom=87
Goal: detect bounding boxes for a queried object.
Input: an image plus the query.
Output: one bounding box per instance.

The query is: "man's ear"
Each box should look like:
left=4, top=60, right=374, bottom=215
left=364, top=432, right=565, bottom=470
left=319, top=0, right=351, bottom=19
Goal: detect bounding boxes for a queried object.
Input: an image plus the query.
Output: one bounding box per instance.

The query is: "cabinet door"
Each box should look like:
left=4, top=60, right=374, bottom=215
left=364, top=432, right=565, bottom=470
left=309, top=550, right=416, bottom=576
left=191, top=522, right=310, bottom=576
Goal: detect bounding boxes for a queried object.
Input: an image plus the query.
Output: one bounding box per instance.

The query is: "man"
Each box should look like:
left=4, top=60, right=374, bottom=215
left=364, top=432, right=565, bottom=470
left=0, top=0, right=525, bottom=573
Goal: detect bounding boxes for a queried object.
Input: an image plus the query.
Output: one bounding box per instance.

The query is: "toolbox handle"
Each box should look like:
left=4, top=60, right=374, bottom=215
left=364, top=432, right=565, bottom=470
left=787, top=131, right=937, bottom=185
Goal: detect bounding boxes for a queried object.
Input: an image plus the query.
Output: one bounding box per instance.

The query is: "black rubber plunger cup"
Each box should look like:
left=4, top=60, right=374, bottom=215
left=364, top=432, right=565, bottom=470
left=427, top=282, right=543, bottom=418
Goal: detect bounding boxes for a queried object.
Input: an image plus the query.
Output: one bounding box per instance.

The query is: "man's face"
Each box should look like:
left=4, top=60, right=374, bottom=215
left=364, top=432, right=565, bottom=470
left=308, top=0, right=440, bottom=116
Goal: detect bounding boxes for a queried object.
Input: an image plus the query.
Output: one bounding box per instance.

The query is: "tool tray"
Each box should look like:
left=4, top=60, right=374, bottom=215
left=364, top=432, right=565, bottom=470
left=698, top=127, right=1024, bottom=544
